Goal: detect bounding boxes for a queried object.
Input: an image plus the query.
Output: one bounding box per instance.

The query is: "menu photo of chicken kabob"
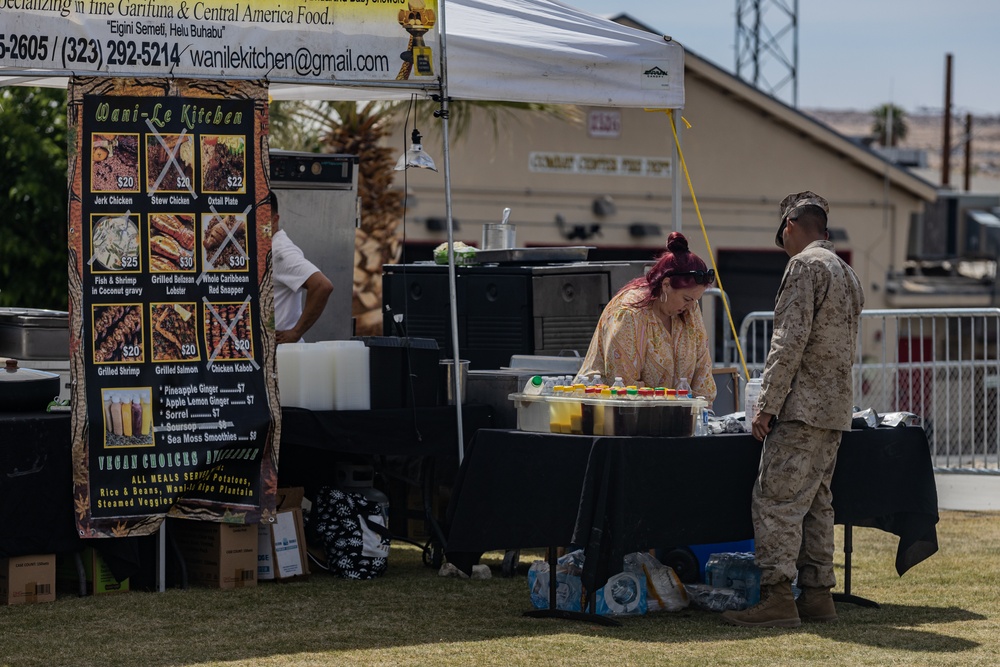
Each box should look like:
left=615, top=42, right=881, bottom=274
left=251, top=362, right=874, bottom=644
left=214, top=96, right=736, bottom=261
left=150, top=303, right=199, bottom=362
left=203, top=302, right=254, bottom=361
left=148, top=213, right=195, bottom=272
left=201, top=135, right=246, bottom=194
left=91, top=133, right=140, bottom=193
left=201, top=212, right=248, bottom=271
left=146, top=133, right=195, bottom=193
left=92, top=304, right=144, bottom=364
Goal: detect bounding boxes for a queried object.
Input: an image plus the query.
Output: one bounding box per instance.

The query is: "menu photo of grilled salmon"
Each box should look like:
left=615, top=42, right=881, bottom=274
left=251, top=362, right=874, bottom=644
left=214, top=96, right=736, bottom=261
left=150, top=302, right=199, bottom=362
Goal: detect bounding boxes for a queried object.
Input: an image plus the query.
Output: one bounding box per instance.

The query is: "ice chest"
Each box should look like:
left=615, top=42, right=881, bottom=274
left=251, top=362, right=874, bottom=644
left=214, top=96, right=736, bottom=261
left=352, top=336, right=440, bottom=408
left=510, top=392, right=707, bottom=437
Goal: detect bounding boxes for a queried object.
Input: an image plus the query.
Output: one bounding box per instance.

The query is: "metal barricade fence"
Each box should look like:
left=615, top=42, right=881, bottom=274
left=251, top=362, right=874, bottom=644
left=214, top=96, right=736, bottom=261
left=734, top=308, right=1000, bottom=473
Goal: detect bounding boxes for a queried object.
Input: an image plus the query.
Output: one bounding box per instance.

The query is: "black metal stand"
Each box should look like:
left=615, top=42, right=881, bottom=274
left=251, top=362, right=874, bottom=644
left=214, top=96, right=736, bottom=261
left=832, top=523, right=880, bottom=608
left=522, top=547, right=620, bottom=626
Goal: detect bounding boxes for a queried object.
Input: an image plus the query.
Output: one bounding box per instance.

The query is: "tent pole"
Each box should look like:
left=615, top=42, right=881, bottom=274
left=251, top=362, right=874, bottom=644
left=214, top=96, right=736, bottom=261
left=672, top=114, right=683, bottom=232
left=437, top=0, right=465, bottom=465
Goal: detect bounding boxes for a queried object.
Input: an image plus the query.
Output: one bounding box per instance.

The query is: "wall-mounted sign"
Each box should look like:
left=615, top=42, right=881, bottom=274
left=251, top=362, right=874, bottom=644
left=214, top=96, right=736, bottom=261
left=588, top=110, right=621, bottom=139
left=529, top=152, right=671, bottom=178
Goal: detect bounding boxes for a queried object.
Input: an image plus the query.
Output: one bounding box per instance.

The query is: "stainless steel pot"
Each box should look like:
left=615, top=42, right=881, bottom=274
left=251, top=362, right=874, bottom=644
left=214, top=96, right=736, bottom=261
left=0, top=307, right=69, bottom=360
left=0, top=359, right=61, bottom=412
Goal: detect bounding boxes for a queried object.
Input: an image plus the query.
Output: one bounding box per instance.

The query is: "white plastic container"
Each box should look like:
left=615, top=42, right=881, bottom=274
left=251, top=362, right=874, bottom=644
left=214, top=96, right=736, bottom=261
left=515, top=394, right=551, bottom=432
left=317, top=340, right=370, bottom=410
left=276, top=342, right=309, bottom=408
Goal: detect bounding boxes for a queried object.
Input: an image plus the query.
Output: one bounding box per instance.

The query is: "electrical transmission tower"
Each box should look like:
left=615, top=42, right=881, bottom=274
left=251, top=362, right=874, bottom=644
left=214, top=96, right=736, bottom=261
left=735, top=0, right=799, bottom=107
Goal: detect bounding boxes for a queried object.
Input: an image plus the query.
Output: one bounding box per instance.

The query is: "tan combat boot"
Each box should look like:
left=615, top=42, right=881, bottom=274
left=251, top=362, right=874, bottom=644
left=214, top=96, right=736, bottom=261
left=721, top=581, right=801, bottom=628
left=796, top=586, right=838, bottom=622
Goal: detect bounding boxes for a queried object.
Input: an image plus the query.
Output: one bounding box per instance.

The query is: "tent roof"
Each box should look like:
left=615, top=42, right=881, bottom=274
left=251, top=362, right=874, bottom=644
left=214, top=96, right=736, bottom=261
left=0, top=0, right=684, bottom=108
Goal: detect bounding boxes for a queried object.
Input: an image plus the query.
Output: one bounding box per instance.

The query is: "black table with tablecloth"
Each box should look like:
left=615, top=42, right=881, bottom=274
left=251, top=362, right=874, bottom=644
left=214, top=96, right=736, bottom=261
left=0, top=404, right=493, bottom=579
left=445, top=427, right=939, bottom=599
left=0, top=411, right=79, bottom=558
left=278, top=404, right=493, bottom=458
left=275, top=404, right=494, bottom=553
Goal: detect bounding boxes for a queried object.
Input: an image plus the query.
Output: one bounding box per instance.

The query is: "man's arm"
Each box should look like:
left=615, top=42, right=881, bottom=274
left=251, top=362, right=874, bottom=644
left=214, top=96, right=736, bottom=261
left=276, top=271, right=333, bottom=343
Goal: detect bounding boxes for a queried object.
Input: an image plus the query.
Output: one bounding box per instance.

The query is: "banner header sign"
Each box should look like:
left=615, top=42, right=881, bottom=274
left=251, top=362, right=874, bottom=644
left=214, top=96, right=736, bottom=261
left=0, top=1, right=439, bottom=83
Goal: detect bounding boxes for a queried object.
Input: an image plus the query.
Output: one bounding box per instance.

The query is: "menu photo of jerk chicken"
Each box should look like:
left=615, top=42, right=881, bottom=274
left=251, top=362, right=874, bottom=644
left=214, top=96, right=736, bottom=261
left=91, top=133, right=140, bottom=193
left=148, top=213, right=196, bottom=272
left=92, top=304, right=145, bottom=364
left=150, top=302, right=200, bottom=363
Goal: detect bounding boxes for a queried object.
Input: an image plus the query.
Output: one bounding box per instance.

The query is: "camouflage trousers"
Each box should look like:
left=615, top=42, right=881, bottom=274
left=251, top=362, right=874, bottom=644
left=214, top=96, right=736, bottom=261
left=751, top=419, right=842, bottom=588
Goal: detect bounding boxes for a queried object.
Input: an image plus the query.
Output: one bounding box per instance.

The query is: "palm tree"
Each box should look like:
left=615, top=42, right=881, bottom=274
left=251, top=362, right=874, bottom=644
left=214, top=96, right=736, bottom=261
left=268, top=99, right=580, bottom=335
left=871, top=103, right=909, bottom=147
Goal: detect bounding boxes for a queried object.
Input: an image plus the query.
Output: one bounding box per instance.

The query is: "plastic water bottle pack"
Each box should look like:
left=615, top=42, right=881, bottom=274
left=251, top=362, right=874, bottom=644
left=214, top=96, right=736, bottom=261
left=703, top=552, right=761, bottom=609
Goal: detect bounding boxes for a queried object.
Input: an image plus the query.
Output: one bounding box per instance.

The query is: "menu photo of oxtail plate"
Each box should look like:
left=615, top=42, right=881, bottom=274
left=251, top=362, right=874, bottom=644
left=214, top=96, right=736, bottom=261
left=200, top=134, right=246, bottom=194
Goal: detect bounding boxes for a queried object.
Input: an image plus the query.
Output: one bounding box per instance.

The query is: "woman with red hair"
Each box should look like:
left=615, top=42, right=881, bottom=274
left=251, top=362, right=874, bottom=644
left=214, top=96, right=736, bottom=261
left=576, top=232, right=717, bottom=401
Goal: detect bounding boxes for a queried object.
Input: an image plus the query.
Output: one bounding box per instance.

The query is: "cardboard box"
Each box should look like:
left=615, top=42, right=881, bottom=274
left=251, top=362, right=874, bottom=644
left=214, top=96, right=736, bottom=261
left=56, top=548, right=129, bottom=595
left=0, top=555, right=55, bottom=605
left=258, top=508, right=309, bottom=581
left=171, top=519, right=257, bottom=589
left=258, top=487, right=309, bottom=581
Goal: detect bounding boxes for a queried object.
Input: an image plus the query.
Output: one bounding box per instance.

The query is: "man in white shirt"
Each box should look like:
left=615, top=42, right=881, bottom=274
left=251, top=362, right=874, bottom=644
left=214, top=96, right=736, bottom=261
left=270, top=191, right=334, bottom=343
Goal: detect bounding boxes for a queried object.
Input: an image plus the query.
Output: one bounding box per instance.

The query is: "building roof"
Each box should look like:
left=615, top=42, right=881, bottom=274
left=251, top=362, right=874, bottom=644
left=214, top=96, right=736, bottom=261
left=609, top=12, right=939, bottom=204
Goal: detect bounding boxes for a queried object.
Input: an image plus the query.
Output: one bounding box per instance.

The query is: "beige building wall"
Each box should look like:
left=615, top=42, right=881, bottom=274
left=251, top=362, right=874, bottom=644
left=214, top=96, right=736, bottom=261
left=390, top=53, right=936, bottom=318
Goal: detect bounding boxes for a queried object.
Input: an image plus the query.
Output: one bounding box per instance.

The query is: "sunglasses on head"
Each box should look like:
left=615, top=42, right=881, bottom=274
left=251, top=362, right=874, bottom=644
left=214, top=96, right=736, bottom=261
left=664, top=269, right=716, bottom=285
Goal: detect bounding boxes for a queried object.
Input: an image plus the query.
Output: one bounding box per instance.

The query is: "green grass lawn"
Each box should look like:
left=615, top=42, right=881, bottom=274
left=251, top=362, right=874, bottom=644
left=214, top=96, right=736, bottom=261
left=1, top=510, right=998, bottom=667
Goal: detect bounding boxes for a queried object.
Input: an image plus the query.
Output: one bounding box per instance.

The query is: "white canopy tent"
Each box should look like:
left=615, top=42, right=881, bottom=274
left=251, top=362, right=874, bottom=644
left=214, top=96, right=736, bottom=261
left=1, top=0, right=686, bottom=461
left=1, top=0, right=684, bottom=107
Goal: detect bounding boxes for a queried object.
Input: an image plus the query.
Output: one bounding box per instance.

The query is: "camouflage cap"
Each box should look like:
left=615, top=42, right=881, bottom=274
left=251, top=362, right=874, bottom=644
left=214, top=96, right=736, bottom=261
left=775, top=191, right=830, bottom=248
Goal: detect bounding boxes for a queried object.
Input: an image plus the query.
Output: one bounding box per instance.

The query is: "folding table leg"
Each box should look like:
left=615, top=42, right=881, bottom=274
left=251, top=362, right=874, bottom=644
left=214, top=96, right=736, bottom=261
left=522, top=546, right=620, bottom=626
left=832, top=523, right=880, bottom=608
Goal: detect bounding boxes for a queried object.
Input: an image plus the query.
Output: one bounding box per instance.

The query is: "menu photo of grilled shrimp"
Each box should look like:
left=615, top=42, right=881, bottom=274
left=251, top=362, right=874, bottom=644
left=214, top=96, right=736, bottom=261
left=203, top=302, right=254, bottom=361
left=201, top=212, right=248, bottom=271
left=148, top=213, right=195, bottom=272
left=150, top=302, right=199, bottom=362
left=91, top=133, right=140, bottom=192
left=201, top=134, right=246, bottom=193
left=146, top=133, right=195, bottom=192
left=92, top=304, right=144, bottom=364
left=91, top=214, right=140, bottom=272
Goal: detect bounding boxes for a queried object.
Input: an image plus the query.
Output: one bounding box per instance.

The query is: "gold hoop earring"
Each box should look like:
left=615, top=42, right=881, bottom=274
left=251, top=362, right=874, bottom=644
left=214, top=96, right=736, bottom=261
left=659, top=289, right=668, bottom=303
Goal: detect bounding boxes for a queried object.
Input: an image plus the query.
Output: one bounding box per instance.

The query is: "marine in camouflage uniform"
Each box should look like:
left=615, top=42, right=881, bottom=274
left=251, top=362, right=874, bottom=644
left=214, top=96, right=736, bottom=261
left=723, top=191, right=864, bottom=628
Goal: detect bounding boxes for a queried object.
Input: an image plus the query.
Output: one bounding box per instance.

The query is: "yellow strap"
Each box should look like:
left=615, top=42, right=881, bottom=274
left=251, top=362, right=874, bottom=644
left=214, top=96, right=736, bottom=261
left=645, top=108, right=751, bottom=383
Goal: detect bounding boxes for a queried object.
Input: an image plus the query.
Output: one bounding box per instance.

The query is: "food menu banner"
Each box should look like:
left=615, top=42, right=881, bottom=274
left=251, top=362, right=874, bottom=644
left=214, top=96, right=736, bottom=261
left=0, top=0, right=438, bottom=82
left=67, top=77, right=279, bottom=538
